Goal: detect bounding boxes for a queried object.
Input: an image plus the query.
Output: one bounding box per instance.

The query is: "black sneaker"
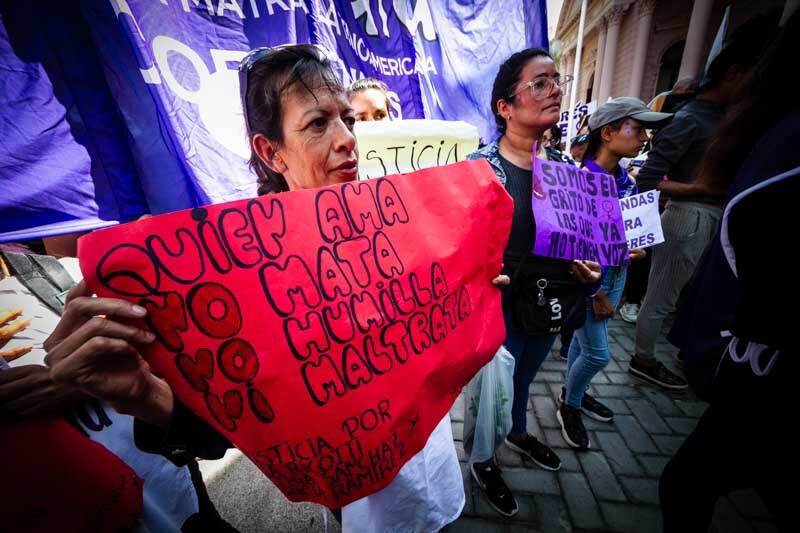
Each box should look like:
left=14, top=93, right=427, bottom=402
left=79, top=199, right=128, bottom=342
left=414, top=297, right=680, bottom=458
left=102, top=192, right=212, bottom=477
left=629, top=358, right=688, bottom=390
left=557, top=404, right=590, bottom=449
left=504, top=434, right=562, bottom=471
left=470, top=462, right=519, bottom=517
left=559, top=387, right=613, bottom=422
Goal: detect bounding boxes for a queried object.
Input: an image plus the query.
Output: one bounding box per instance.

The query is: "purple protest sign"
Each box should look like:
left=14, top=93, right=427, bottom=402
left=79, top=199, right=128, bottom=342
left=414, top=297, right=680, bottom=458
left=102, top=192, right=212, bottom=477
left=532, top=156, right=628, bottom=266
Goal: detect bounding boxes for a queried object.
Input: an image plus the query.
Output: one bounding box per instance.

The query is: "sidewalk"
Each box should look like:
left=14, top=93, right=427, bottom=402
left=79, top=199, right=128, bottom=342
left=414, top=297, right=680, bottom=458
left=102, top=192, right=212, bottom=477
left=445, top=317, right=778, bottom=533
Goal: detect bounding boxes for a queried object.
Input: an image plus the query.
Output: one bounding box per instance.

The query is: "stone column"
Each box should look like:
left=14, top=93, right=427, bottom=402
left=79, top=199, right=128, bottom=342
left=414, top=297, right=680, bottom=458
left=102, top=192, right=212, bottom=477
left=561, top=49, right=573, bottom=113
left=679, top=0, right=714, bottom=80
left=629, top=0, right=657, bottom=98
left=594, top=20, right=608, bottom=102
left=565, top=49, right=575, bottom=79
left=597, top=5, right=627, bottom=103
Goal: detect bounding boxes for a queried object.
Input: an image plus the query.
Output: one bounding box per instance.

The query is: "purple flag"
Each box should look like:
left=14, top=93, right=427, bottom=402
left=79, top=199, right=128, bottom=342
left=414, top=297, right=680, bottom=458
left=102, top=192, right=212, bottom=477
left=532, top=157, right=628, bottom=266
left=1, top=0, right=548, bottom=242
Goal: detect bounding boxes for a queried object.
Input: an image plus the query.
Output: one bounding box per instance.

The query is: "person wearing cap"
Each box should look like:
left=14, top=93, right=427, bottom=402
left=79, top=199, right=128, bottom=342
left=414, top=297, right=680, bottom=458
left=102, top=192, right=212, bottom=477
left=630, top=15, right=778, bottom=392
left=556, top=97, right=670, bottom=449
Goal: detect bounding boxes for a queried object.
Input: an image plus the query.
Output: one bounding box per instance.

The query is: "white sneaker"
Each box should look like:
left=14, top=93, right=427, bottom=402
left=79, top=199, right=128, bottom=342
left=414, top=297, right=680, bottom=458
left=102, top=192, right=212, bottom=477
left=619, top=303, right=639, bottom=324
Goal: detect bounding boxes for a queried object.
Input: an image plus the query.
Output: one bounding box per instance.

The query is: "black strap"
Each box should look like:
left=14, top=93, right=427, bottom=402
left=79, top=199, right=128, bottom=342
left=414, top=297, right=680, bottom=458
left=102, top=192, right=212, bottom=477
left=509, top=250, right=531, bottom=289
left=0, top=251, right=76, bottom=315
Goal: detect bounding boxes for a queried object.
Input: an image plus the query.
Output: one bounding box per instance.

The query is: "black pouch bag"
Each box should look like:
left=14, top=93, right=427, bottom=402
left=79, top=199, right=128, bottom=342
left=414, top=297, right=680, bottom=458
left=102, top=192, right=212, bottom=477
left=503, top=256, right=587, bottom=336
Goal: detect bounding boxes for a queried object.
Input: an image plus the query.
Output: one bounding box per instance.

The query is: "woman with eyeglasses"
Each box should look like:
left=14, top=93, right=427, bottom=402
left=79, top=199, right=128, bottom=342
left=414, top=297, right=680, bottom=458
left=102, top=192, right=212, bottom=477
left=466, top=47, right=601, bottom=518
left=42, top=44, right=503, bottom=532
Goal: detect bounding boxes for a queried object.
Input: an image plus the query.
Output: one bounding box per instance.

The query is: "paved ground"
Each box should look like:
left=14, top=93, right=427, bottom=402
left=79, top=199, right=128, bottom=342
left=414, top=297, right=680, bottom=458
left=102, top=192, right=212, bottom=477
left=202, top=316, right=778, bottom=532
left=446, top=317, right=778, bottom=533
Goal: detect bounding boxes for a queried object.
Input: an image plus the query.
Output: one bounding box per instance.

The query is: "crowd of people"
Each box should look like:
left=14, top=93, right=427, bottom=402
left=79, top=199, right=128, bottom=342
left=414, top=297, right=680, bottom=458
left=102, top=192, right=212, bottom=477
left=1, top=5, right=797, bottom=532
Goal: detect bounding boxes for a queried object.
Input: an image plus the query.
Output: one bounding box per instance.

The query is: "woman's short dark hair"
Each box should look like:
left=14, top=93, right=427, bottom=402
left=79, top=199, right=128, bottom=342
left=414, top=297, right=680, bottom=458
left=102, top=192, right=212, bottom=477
left=584, top=118, right=626, bottom=159
left=490, top=48, right=553, bottom=135
left=347, top=77, right=391, bottom=112
left=243, top=45, right=343, bottom=195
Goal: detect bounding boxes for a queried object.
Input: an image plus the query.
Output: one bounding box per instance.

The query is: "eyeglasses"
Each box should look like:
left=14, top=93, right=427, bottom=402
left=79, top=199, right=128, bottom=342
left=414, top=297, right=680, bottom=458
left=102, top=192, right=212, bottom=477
left=510, top=75, right=574, bottom=100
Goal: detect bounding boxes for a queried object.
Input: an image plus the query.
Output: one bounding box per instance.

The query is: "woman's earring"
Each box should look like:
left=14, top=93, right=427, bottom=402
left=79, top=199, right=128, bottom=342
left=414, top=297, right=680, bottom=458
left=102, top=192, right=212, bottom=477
left=507, top=115, right=512, bottom=121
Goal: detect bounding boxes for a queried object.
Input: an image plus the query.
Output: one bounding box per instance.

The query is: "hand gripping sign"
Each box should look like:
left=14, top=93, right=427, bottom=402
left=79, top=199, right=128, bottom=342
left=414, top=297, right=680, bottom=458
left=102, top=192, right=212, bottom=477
left=78, top=160, right=512, bottom=508
left=532, top=157, right=628, bottom=266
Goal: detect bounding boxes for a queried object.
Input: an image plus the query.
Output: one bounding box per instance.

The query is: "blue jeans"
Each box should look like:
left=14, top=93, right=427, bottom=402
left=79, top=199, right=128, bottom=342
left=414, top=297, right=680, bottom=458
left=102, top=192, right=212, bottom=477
left=504, top=310, right=557, bottom=435
left=565, top=266, right=627, bottom=408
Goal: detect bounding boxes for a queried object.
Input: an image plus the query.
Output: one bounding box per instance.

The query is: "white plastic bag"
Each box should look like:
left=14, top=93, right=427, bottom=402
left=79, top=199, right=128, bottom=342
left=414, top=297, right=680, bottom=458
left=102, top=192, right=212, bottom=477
left=462, top=345, right=515, bottom=463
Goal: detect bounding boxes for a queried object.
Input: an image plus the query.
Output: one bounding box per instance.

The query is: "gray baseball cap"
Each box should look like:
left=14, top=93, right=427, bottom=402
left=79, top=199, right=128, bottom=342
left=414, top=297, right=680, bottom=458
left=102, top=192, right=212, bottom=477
left=588, top=97, right=673, bottom=130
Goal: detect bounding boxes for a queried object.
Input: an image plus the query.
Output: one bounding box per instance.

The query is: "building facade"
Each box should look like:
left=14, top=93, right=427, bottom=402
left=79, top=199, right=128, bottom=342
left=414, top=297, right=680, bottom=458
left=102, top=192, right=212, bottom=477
left=553, top=0, right=784, bottom=111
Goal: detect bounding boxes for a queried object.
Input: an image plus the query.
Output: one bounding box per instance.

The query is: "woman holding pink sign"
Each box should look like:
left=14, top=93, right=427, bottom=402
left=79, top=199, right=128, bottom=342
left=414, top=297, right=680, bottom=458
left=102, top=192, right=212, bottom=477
left=557, top=98, right=671, bottom=450
left=41, top=44, right=512, bottom=533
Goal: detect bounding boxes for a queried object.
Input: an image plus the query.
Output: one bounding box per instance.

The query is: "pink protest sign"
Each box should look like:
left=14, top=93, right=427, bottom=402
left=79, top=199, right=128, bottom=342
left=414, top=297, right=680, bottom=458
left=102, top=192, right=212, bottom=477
left=77, top=160, right=512, bottom=508
left=532, top=157, right=628, bottom=266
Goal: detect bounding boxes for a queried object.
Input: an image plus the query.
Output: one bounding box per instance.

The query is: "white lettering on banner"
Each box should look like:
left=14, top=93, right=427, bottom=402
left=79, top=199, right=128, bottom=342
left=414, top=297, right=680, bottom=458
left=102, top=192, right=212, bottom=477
left=178, top=0, right=214, bottom=15
left=619, top=190, right=664, bottom=250
left=266, top=0, right=290, bottom=15
left=317, top=0, right=342, bottom=36
left=351, top=0, right=381, bottom=36
left=351, top=0, right=436, bottom=41
left=152, top=35, right=208, bottom=103
left=392, top=0, right=436, bottom=40
left=341, top=22, right=438, bottom=77
left=147, top=2, right=436, bottom=78
left=146, top=34, right=420, bottom=155
left=217, top=0, right=245, bottom=17
left=161, top=0, right=434, bottom=41
left=292, top=0, right=310, bottom=14
left=169, top=0, right=314, bottom=17
left=136, top=2, right=438, bottom=156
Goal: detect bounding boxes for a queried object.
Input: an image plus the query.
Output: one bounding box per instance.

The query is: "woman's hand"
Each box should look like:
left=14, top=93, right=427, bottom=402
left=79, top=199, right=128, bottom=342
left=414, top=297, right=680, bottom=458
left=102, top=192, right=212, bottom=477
left=492, top=274, right=511, bottom=287
left=570, top=260, right=602, bottom=285
left=43, top=281, right=173, bottom=428
left=591, top=288, right=615, bottom=320
left=0, top=365, right=84, bottom=422
left=629, top=248, right=646, bottom=261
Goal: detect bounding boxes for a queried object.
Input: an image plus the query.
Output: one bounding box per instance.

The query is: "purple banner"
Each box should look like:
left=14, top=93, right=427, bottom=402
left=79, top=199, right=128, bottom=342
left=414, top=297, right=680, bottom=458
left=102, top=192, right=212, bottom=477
left=532, top=157, right=627, bottom=266
left=1, top=0, right=548, bottom=242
